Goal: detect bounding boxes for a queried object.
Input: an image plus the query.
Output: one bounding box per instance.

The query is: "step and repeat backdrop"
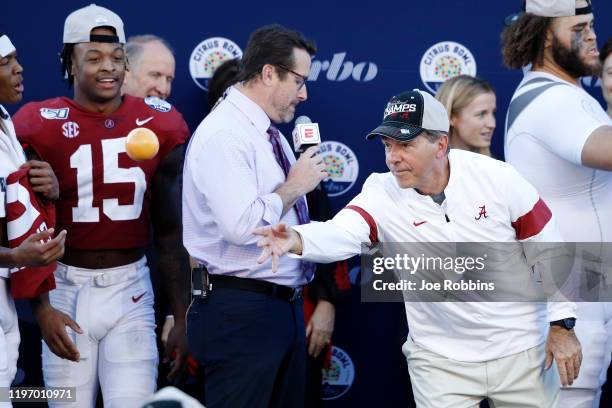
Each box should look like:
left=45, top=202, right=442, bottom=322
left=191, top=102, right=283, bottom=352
left=5, top=1, right=612, bottom=406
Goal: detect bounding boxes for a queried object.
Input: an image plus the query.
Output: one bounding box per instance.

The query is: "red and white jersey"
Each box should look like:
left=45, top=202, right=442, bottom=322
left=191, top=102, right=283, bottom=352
left=13, top=96, right=189, bottom=250
left=5, top=168, right=56, bottom=298
left=293, top=149, right=576, bottom=362
left=1, top=105, right=27, bottom=278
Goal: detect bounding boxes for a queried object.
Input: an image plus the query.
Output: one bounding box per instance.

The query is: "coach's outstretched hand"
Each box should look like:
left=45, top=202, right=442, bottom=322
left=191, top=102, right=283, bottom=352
left=254, top=223, right=303, bottom=272
left=545, top=326, right=582, bottom=386
left=32, top=293, right=82, bottom=362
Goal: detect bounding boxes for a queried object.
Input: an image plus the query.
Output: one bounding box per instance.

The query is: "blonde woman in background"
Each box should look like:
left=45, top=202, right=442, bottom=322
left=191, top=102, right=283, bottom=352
left=436, top=75, right=496, bottom=157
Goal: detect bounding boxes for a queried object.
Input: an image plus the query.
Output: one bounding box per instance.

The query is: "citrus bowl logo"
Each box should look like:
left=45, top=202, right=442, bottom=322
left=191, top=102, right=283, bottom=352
left=419, top=41, right=477, bottom=93
left=189, top=37, right=243, bottom=91
left=320, top=141, right=359, bottom=197
left=322, top=346, right=355, bottom=400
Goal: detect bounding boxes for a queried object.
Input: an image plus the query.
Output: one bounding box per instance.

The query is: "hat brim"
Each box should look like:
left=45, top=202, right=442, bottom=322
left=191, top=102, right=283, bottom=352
left=366, top=123, right=426, bottom=141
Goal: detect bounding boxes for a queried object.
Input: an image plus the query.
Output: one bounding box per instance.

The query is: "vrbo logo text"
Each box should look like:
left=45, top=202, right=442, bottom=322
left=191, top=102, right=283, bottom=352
left=309, top=52, right=378, bottom=82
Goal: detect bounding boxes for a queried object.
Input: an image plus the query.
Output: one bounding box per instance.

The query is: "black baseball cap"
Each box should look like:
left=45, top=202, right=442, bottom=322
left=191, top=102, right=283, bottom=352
left=366, top=89, right=450, bottom=141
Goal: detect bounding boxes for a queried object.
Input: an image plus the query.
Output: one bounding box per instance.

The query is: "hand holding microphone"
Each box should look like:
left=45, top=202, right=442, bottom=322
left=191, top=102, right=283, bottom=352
left=287, top=145, right=327, bottom=195
left=275, top=116, right=327, bottom=212
left=287, top=116, right=327, bottom=194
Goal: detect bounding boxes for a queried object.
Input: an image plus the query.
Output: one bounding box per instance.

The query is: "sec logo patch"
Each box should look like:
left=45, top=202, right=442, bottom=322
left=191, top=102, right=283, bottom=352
left=62, top=121, right=80, bottom=138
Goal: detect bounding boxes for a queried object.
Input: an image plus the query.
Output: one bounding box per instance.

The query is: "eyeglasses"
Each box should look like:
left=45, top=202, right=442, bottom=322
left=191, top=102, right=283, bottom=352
left=275, top=64, right=308, bottom=90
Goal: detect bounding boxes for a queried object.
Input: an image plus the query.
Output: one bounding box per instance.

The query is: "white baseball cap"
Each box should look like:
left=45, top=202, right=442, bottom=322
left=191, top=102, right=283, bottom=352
left=367, top=89, right=449, bottom=141
left=525, top=0, right=593, bottom=17
left=0, top=34, right=16, bottom=58
left=63, top=4, right=125, bottom=44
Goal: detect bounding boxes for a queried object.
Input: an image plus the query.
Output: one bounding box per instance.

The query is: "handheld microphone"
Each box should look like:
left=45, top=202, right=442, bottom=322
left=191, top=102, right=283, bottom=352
left=292, top=115, right=321, bottom=152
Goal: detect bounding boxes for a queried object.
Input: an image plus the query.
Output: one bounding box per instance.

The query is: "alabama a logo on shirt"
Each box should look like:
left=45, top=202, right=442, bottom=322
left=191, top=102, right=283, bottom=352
left=475, top=205, right=488, bottom=220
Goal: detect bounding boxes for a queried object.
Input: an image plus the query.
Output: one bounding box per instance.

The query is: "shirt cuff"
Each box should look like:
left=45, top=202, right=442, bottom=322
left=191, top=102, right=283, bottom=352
left=547, top=301, right=577, bottom=322
left=260, top=192, right=283, bottom=226
left=288, top=224, right=310, bottom=260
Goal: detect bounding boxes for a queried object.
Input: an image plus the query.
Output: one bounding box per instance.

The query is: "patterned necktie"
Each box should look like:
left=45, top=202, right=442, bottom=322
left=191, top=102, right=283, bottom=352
left=267, top=124, right=316, bottom=281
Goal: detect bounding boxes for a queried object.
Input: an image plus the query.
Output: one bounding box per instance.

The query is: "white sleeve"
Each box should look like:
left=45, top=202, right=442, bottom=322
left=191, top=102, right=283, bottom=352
left=503, top=163, right=558, bottom=242
left=527, top=86, right=608, bottom=165
left=292, top=209, right=371, bottom=263
left=292, top=176, right=387, bottom=263
left=504, top=163, right=576, bottom=320
left=186, top=130, right=283, bottom=246
left=546, top=300, right=577, bottom=321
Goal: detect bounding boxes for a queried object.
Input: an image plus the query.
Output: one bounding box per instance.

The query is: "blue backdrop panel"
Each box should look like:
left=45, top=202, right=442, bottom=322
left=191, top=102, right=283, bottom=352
left=4, top=1, right=612, bottom=406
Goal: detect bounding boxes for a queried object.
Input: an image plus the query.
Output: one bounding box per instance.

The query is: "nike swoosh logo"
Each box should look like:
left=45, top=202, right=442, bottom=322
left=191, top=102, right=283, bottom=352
left=135, top=117, right=154, bottom=126
left=132, top=292, right=146, bottom=303
left=413, top=221, right=427, bottom=227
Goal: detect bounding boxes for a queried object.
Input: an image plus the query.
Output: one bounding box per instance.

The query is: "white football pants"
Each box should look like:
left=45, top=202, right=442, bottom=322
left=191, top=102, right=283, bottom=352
left=559, top=302, right=612, bottom=408
left=0, top=277, right=19, bottom=408
left=42, top=257, right=158, bottom=408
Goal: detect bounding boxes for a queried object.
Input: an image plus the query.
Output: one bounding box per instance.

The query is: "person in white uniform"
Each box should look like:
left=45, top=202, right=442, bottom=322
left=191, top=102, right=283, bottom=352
left=0, top=33, right=66, bottom=407
left=503, top=1, right=612, bottom=407
left=254, top=88, right=582, bottom=408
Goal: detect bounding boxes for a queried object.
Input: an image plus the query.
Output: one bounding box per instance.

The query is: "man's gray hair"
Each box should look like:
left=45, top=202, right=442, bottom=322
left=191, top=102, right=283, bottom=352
left=422, top=130, right=448, bottom=142
left=422, top=130, right=450, bottom=154
left=125, top=34, right=174, bottom=68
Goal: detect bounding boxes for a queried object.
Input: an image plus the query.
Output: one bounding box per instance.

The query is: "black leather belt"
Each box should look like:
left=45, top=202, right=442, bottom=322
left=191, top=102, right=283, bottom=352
left=210, top=274, right=302, bottom=302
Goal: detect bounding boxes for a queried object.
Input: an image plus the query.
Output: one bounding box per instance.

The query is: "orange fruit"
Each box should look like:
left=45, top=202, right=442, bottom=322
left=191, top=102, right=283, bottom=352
left=125, top=127, right=159, bottom=161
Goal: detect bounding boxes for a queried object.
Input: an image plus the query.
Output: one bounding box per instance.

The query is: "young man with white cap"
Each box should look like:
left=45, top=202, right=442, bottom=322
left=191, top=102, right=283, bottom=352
left=0, top=32, right=66, bottom=407
left=254, top=89, right=582, bottom=407
left=12, top=5, right=190, bottom=407
left=503, top=1, right=612, bottom=406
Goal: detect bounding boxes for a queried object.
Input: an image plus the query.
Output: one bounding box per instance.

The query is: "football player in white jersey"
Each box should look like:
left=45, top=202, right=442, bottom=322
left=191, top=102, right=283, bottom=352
left=503, top=1, right=612, bottom=407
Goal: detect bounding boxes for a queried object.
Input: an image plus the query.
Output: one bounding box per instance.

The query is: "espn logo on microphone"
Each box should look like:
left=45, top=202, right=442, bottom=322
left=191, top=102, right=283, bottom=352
left=304, top=127, right=316, bottom=139
left=293, top=123, right=321, bottom=152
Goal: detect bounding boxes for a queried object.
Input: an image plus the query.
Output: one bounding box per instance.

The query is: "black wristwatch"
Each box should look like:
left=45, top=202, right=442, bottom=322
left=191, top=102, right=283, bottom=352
left=550, top=318, right=576, bottom=330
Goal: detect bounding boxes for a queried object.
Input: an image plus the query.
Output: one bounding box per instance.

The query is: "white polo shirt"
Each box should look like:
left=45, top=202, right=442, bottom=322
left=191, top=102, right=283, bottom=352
left=293, top=149, right=576, bottom=362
